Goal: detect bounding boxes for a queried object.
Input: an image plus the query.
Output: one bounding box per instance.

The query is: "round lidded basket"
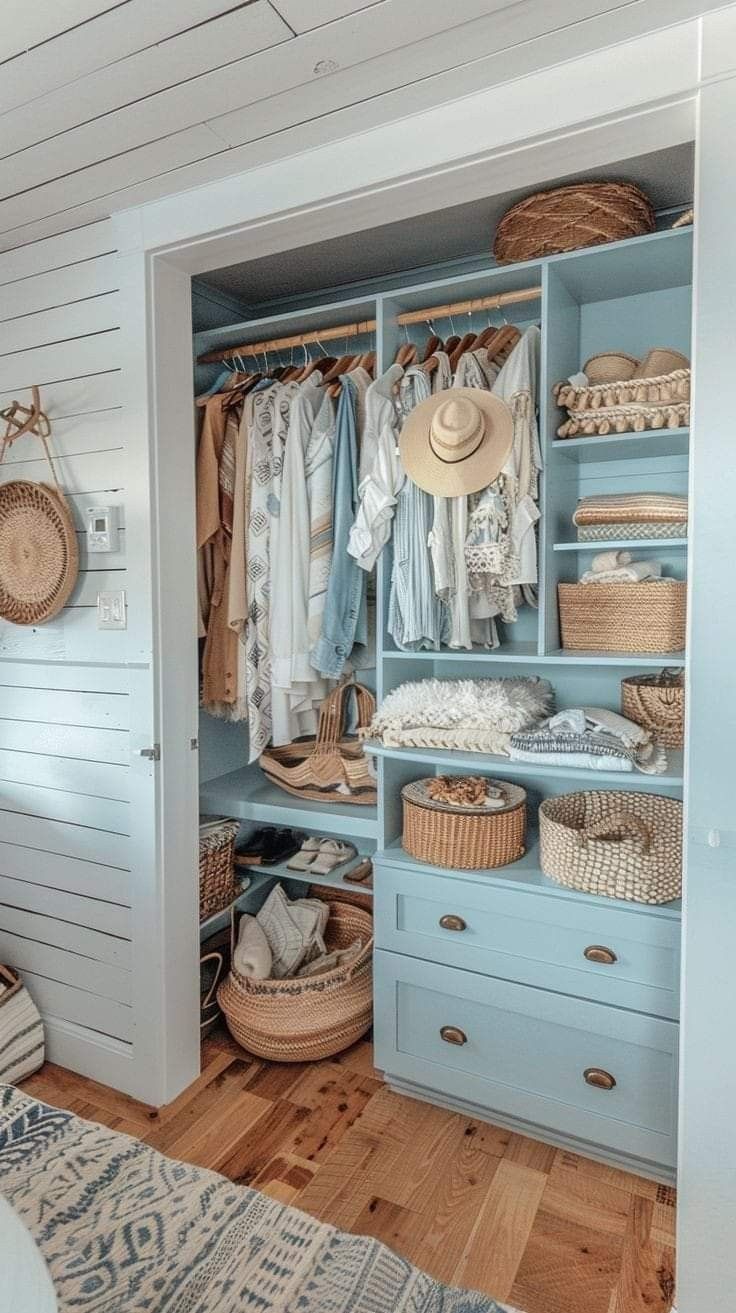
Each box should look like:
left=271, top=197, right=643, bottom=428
left=621, top=669, right=684, bottom=748
left=217, top=901, right=373, bottom=1062
left=493, top=181, right=655, bottom=265
left=402, top=777, right=526, bottom=870
left=0, top=480, right=79, bottom=625
left=583, top=352, right=640, bottom=384
left=539, top=789, right=682, bottom=905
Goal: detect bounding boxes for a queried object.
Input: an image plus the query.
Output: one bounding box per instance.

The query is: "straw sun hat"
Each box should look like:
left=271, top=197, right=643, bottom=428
left=399, top=388, right=513, bottom=496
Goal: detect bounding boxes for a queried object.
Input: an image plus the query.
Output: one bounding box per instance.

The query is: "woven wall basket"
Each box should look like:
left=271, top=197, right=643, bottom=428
left=621, top=669, right=685, bottom=748
left=493, top=181, right=655, bottom=264
left=218, top=901, right=373, bottom=1062
left=260, top=681, right=377, bottom=804
left=558, top=581, right=686, bottom=654
left=0, top=480, right=79, bottom=625
left=539, top=790, right=683, bottom=904
left=402, top=777, right=526, bottom=870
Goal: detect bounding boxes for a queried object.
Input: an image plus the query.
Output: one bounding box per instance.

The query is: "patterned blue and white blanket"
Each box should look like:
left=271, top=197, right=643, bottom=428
left=0, top=1085, right=514, bottom=1312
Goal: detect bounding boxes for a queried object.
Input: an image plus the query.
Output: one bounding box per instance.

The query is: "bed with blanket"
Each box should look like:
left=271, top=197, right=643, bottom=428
left=0, top=1084, right=520, bottom=1313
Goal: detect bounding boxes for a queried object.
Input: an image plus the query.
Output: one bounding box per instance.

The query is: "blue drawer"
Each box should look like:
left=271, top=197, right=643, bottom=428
left=374, top=950, right=678, bottom=1171
left=374, top=858, right=680, bottom=1018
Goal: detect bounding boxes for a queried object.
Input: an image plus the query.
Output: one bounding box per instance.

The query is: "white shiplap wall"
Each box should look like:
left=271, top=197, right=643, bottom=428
left=0, top=220, right=135, bottom=1074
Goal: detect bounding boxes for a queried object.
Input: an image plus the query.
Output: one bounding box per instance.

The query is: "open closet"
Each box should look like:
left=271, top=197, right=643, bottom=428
left=189, top=145, right=692, bottom=1186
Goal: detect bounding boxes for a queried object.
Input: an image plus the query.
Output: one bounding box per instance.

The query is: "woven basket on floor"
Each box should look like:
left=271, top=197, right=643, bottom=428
left=493, top=181, right=655, bottom=264
left=260, top=681, right=376, bottom=804
left=558, top=581, right=686, bottom=653
left=539, top=790, right=682, bottom=904
left=621, top=669, right=685, bottom=748
left=199, top=820, right=239, bottom=922
left=218, top=901, right=373, bottom=1062
left=402, top=777, right=526, bottom=870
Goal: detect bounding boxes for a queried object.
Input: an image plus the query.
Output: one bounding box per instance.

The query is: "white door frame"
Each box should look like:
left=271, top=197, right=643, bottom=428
left=114, top=11, right=736, bottom=1308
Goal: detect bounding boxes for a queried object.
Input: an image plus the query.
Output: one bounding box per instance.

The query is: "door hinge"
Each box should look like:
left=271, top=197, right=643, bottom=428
left=139, top=744, right=161, bottom=762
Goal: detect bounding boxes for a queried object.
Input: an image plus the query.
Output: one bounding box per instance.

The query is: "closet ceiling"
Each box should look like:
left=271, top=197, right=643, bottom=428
left=0, top=0, right=717, bottom=253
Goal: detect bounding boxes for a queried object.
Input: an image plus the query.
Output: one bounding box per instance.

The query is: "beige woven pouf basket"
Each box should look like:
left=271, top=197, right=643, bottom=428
left=0, top=480, right=79, bottom=625
left=218, top=901, right=374, bottom=1062
left=539, top=790, right=683, bottom=904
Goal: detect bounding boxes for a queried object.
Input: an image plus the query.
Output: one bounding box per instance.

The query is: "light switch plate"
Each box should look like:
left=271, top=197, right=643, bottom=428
left=97, top=589, right=127, bottom=630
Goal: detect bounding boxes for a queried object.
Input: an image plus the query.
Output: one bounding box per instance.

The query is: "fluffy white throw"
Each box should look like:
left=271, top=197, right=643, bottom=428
left=368, top=677, right=554, bottom=755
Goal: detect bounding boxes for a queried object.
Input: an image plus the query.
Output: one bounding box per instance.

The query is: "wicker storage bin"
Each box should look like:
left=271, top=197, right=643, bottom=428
left=260, top=681, right=376, bottom=805
left=539, top=790, right=683, bottom=904
left=621, top=669, right=685, bottom=748
left=217, top=901, right=373, bottom=1062
left=558, top=581, right=686, bottom=654
left=402, top=777, right=526, bottom=870
left=199, top=820, right=239, bottom=922
left=493, top=181, right=654, bottom=264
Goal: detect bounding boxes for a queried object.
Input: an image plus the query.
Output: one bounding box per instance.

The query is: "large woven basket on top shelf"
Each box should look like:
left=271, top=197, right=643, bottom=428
left=539, top=790, right=682, bottom=904
left=558, top=581, right=686, bottom=654
left=402, top=777, right=526, bottom=870
left=493, top=181, right=655, bottom=264
left=260, top=681, right=376, bottom=804
left=621, top=669, right=685, bottom=748
left=218, top=901, right=373, bottom=1062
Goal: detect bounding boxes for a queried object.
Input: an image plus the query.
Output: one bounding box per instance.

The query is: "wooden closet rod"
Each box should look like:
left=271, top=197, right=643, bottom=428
left=197, top=284, right=541, bottom=363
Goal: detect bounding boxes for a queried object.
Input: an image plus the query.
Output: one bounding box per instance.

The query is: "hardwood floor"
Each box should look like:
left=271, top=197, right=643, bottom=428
left=20, top=1029, right=676, bottom=1313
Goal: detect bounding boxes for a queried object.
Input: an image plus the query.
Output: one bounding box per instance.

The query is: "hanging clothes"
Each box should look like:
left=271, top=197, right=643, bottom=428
left=347, top=362, right=404, bottom=571
left=197, top=398, right=244, bottom=708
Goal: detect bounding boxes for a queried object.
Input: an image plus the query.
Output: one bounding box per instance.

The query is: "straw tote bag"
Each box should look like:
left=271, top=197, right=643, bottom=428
left=260, top=681, right=377, bottom=804
left=0, top=421, right=79, bottom=625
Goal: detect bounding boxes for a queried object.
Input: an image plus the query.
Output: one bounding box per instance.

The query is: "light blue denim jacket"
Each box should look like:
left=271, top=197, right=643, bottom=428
left=311, top=375, right=367, bottom=678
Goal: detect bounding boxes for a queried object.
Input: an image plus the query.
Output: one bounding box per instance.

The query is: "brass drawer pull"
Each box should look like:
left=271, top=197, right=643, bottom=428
left=584, top=1067, right=616, bottom=1091
left=440, top=1025, right=467, bottom=1046
left=584, top=944, right=618, bottom=965
left=439, top=914, right=467, bottom=932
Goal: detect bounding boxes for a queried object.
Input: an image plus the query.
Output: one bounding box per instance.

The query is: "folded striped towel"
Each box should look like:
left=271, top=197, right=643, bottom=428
left=573, top=492, right=688, bottom=526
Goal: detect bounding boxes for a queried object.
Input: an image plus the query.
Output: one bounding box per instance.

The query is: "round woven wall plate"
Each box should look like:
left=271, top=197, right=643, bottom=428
left=0, top=480, right=79, bottom=625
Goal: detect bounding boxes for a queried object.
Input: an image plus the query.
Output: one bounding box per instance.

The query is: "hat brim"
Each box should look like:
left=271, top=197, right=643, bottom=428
left=399, top=387, right=514, bottom=497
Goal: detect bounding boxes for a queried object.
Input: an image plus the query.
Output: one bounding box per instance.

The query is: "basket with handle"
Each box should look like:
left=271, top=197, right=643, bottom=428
left=217, top=900, right=374, bottom=1061
left=539, top=790, right=682, bottom=904
left=260, top=681, right=377, bottom=804
left=621, top=668, right=684, bottom=748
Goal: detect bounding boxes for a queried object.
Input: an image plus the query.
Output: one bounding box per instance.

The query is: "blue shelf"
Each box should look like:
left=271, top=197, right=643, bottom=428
left=551, top=429, right=689, bottom=463
left=554, top=539, right=688, bottom=552
left=365, top=741, right=684, bottom=789
left=383, top=647, right=685, bottom=667
left=382, top=641, right=538, bottom=662
left=200, top=764, right=378, bottom=840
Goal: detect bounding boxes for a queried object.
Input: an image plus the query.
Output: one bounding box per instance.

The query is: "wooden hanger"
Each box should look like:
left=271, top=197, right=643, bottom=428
left=486, top=325, right=521, bottom=368
left=471, top=324, right=500, bottom=351
left=394, top=342, right=417, bottom=366
left=443, top=334, right=461, bottom=357
left=448, top=331, right=477, bottom=371
left=422, top=334, right=442, bottom=361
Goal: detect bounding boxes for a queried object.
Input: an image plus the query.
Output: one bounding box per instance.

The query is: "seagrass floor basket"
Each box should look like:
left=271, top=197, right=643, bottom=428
left=402, top=777, right=526, bottom=870
left=558, top=581, right=686, bottom=653
left=539, top=790, right=682, bottom=904
left=217, top=901, right=373, bottom=1062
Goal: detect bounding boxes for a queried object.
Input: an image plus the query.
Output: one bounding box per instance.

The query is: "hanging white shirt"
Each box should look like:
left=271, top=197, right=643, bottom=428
left=347, top=363, right=404, bottom=570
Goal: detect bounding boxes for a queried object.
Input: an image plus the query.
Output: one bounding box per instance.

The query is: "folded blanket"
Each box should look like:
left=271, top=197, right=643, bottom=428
left=573, top=492, right=688, bottom=526
left=591, top=549, right=633, bottom=572
left=509, top=745, right=633, bottom=771
left=368, top=676, right=554, bottom=756
left=580, top=560, right=661, bottom=583
left=510, top=706, right=667, bottom=774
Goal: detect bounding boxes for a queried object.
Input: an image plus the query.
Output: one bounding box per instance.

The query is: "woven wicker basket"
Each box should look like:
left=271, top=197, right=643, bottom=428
left=558, top=581, right=686, bottom=654
left=621, top=669, right=685, bottom=748
left=217, top=901, right=373, bottom=1062
left=199, top=820, right=239, bottom=922
left=402, top=777, right=526, bottom=870
left=260, top=682, right=376, bottom=804
left=539, top=790, right=682, bottom=904
left=493, top=181, right=655, bottom=264
left=583, top=352, right=640, bottom=384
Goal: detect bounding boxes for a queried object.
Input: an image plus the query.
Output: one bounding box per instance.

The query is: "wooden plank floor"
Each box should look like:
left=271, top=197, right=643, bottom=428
left=20, top=1028, right=676, bottom=1313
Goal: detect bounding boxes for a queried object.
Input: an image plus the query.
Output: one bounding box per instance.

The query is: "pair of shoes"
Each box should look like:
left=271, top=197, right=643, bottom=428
left=235, top=827, right=302, bottom=867
left=287, top=837, right=356, bottom=875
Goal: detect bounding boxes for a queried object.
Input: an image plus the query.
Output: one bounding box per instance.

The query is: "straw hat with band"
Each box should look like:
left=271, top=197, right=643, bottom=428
left=399, top=388, right=514, bottom=496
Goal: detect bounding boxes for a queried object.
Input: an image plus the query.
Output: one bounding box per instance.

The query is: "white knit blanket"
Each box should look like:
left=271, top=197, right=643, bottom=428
left=368, top=677, right=553, bottom=755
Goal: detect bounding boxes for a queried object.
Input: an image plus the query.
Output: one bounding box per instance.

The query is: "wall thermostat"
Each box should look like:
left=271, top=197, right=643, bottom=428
left=86, top=506, right=119, bottom=553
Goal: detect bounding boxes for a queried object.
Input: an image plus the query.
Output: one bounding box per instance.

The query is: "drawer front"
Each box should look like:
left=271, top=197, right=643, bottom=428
left=374, top=861, right=680, bottom=1018
left=374, top=950, right=678, bottom=1170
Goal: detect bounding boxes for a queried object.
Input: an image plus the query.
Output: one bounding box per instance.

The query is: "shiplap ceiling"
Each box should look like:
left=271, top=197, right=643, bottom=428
left=0, top=0, right=718, bottom=252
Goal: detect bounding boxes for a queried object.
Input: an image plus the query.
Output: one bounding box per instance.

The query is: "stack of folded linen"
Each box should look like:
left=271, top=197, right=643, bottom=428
left=579, top=550, right=662, bottom=583
left=510, top=706, right=668, bottom=774
left=573, top=491, right=688, bottom=541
